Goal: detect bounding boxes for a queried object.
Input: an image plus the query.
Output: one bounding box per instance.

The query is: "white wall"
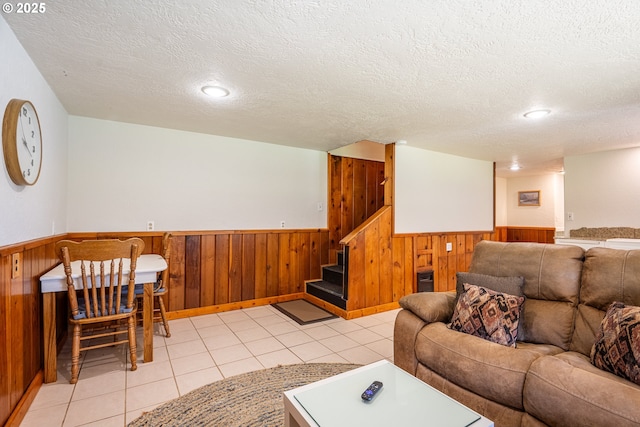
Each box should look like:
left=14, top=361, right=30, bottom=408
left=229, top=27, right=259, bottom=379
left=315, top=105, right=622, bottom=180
left=553, top=173, right=565, bottom=233
left=495, top=177, right=507, bottom=226
left=329, top=140, right=385, bottom=162
left=506, top=174, right=562, bottom=229
left=394, top=145, right=494, bottom=233
left=0, top=17, right=68, bottom=246
left=67, top=117, right=328, bottom=232
left=564, top=147, right=640, bottom=235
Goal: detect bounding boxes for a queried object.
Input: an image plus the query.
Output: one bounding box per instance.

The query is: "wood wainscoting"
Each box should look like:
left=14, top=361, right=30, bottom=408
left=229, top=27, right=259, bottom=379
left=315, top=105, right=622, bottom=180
left=340, top=207, right=504, bottom=317
left=162, top=230, right=330, bottom=317
left=427, top=227, right=554, bottom=291
left=506, top=226, right=556, bottom=243
left=67, top=230, right=331, bottom=317
left=494, top=226, right=556, bottom=244
left=0, top=236, right=62, bottom=426
left=337, top=225, right=553, bottom=316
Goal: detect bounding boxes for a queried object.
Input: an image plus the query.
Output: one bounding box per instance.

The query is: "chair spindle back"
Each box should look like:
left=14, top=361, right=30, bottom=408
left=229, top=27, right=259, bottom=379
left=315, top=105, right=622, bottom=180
left=56, top=238, right=145, bottom=319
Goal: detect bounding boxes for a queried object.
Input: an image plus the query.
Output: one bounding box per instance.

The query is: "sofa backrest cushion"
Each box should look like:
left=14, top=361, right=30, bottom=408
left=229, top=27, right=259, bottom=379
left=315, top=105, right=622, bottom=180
left=469, top=241, right=584, bottom=350
left=571, top=247, right=640, bottom=356
left=456, top=272, right=525, bottom=297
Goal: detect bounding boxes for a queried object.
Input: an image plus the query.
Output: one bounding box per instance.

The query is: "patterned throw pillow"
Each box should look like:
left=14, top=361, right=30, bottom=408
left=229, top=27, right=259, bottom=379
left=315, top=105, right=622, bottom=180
left=590, top=301, right=640, bottom=386
left=449, top=283, right=525, bottom=347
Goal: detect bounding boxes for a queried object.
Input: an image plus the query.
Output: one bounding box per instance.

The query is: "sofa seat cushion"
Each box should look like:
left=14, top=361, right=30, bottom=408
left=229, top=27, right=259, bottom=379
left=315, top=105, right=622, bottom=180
left=415, top=363, right=527, bottom=427
left=415, top=322, right=562, bottom=410
left=524, top=352, right=640, bottom=427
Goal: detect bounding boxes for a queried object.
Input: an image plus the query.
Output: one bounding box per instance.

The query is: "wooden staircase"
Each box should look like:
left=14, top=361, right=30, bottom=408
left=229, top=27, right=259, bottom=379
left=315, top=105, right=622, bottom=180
left=305, top=250, right=348, bottom=309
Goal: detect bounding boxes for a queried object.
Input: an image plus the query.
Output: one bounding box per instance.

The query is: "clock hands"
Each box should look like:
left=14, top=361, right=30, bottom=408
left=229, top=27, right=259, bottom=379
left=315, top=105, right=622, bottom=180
left=22, top=136, right=33, bottom=157
left=19, top=116, right=33, bottom=157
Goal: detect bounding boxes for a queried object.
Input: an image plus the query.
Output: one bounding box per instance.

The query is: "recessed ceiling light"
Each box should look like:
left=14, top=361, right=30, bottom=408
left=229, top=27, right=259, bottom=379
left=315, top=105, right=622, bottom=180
left=523, top=109, right=551, bottom=119
left=202, top=85, right=230, bottom=97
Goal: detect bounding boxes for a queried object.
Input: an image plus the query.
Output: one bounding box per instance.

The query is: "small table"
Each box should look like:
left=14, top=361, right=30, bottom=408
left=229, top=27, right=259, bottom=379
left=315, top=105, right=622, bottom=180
left=284, top=360, right=493, bottom=427
left=40, top=254, right=167, bottom=383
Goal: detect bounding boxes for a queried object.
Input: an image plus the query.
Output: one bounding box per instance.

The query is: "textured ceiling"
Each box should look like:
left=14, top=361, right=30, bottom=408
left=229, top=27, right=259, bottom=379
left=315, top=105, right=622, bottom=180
left=4, top=0, right=640, bottom=176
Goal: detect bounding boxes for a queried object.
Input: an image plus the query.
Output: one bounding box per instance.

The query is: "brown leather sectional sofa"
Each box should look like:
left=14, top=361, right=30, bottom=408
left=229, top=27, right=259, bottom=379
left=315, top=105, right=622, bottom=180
left=394, top=240, right=640, bottom=427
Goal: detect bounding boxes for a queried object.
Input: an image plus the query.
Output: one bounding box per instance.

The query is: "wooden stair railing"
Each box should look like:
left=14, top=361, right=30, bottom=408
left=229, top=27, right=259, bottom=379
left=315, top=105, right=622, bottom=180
left=338, top=206, right=394, bottom=312
left=339, top=206, right=392, bottom=246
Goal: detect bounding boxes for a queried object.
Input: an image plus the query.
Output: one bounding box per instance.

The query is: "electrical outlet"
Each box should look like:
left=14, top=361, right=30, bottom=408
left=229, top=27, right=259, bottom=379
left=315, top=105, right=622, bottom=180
left=280, top=221, right=286, bottom=229
left=11, top=253, right=21, bottom=279
left=147, top=221, right=155, bottom=231
left=446, top=242, right=453, bottom=252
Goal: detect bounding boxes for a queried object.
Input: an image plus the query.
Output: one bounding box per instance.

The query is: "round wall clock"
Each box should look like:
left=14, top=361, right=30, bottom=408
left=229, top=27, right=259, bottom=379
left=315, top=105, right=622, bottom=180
left=2, top=99, right=42, bottom=186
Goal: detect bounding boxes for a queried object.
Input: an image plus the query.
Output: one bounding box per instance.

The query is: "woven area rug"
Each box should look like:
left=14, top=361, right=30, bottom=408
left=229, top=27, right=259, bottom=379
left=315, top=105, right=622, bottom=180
left=128, top=363, right=360, bottom=427
left=271, top=299, right=336, bottom=325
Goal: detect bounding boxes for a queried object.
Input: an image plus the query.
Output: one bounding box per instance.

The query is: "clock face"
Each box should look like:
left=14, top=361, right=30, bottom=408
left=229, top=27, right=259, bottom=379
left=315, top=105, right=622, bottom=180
left=15, top=102, right=42, bottom=185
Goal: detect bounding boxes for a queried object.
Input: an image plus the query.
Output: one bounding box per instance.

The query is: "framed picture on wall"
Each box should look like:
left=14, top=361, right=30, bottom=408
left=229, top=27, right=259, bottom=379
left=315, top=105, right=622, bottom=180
left=518, top=190, right=541, bottom=206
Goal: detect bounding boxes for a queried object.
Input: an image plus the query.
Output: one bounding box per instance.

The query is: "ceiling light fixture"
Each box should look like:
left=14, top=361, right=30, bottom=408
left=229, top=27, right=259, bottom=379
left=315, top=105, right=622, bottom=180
left=510, top=164, right=521, bottom=171
left=202, top=85, right=230, bottom=97
left=396, top=139, right=407, bottom=145
left=523, top=109, right=551, bottom=119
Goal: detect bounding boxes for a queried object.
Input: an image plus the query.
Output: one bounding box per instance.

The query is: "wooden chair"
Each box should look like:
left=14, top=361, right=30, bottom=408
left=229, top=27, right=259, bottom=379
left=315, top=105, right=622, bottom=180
left=54, top=238, right=144, bottom=384
left=134, top=232, right=171, bottom=337
left=153, top=233, right=171, bottom=336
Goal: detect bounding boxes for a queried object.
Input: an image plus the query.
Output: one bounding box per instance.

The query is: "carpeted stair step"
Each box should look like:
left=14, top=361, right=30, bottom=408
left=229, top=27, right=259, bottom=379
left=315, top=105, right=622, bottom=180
left=306, top=280, right=347, bottom=310
left=322, top=264, right=344, bottom=286
left=308, top=279, right=342, bottom=296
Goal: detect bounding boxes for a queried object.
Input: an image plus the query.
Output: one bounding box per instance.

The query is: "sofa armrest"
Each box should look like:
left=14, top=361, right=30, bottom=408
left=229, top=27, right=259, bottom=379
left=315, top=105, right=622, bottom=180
left=394, top=292, right=456, bottom=376
left=399, top=291, right=456, bottom=323
left=394, top=309, right=426, bottom=375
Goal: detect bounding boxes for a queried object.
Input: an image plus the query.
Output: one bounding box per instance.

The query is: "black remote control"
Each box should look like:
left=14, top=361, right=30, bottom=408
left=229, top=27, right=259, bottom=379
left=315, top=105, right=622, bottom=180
left=361, top=380, right=383, bottom=401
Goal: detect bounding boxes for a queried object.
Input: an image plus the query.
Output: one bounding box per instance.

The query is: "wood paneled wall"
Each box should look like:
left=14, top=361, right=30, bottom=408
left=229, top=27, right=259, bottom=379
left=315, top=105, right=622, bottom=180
left=328, top=155, right=385, bottom=260
left=506, top=226, right=556, bottom=243
left=384, top=228, right=552, bottom=294
left=430, top=232, right=499, bottom=291
left=342, top=212, right=502, bottom=316
left=68, top=230, right=330, bottom=315
left=418, top=227, right=553, bottom=292
left=162, top=230, right=329, bottom=314
left=0, top=236, right=61, bottom=426
left=342, top=207, right=395, bottom=311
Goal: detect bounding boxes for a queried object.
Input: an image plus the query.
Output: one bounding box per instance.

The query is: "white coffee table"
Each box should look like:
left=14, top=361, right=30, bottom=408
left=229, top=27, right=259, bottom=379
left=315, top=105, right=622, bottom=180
left=284, top=360, right=493, bottom=427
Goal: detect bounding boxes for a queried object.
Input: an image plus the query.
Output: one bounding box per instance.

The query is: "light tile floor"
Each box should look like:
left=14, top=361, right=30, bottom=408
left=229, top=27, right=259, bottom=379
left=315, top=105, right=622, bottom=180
left=21, top=305, right=400, bottom=427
